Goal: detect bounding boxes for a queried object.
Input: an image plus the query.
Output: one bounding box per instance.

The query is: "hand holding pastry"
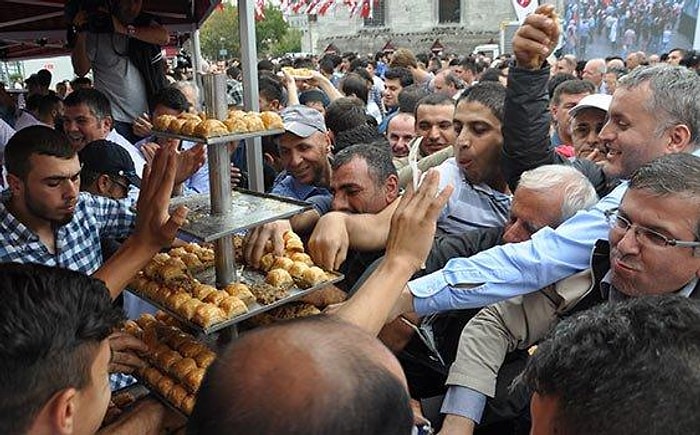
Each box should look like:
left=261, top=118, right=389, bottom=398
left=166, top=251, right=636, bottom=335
left=307, top=212, right=350, bottom=271
left=243, top=219, right=292, bottom=269
left=108, top=332, right=148, bottom=374
left=513, top=5, right=561, bottom=70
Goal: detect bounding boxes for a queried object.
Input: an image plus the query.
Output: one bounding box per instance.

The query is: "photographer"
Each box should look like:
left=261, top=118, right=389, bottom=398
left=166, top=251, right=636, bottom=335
left=70, top=0, right=169, bottom=144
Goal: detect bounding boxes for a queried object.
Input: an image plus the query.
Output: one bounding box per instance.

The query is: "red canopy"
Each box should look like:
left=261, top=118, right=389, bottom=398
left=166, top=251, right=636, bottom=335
left=0, top=0, right=220, bottom=60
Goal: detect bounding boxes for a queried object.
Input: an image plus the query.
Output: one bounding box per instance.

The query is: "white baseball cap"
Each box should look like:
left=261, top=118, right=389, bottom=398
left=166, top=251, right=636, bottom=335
left=569, top=93, right=613, bottom=117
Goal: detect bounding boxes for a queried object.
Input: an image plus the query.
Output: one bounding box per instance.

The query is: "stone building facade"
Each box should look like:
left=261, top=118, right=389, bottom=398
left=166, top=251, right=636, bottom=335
left=301, top=0, right=518, bottom=56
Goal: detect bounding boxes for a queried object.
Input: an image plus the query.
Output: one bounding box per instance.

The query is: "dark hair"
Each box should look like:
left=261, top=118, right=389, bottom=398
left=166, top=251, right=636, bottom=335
left=188, top=316, right=413, bottom=435
left=5, top=126, right=75, bottom=179
left=36, top=94, right=62, bottom=119
left=384, top=67, right=414, bottom=88
left=479, top=68, right=502, bottom=82
left=459, top=81, right=506, bottom=122
left=319, top=57, right=336, bottom=75
left=154, top=86, right=189, bottom=113
left=341, top=73, right=370, bottom=105
left=70, top=76, right=92, bottom=90
left=551, top=79, right=595, bottom=105
left=258, top=73, right=285, bottom=106
left=25, top=94, right=42, bottom=111
left=459, top=57, right=478, bottom=74
left=0, top=263, right=123, bottom=434
left=414, top=92, right=454, bottom=120
left=332, top=143, right=397, bottom=187
left=324, top=97, right=368, bottom=135
left=398, top=84, right=430, bottom=114
left=547, top=73, right=578, bottom=100
left=521, top=295, right=700, bottom=435
left=333, top=124, right=384, bottom=153
left=63, top=88, right=112, bottom=120
left=257, top=59, right=275, bottom=72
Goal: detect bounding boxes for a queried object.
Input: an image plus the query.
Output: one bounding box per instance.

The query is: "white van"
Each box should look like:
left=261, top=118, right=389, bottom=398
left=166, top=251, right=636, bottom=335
left=472, top=44, right=500, bottom=59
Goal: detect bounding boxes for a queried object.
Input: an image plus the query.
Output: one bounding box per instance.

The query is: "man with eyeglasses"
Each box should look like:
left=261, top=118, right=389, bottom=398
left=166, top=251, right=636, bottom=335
left=437, top=153, right=700, bottom=434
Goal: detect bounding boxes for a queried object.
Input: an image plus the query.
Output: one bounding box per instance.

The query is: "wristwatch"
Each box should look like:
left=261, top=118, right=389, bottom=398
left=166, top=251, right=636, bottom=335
left=127, top=25, right=137, bottom=37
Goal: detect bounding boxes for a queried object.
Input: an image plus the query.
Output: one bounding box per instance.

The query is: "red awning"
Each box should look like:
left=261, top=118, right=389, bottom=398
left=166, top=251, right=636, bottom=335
left=0, top=0, right=221, bottom=61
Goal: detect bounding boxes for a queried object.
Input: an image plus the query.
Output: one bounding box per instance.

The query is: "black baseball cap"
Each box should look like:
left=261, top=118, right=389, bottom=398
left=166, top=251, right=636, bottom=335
left=79, top=140, right=141, bottom=188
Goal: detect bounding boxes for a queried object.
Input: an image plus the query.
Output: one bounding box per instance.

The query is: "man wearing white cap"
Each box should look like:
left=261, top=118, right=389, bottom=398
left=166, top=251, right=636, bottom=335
left=568, top=93, right=612, bottom=162
left=244, top=105, right=333, bottom=267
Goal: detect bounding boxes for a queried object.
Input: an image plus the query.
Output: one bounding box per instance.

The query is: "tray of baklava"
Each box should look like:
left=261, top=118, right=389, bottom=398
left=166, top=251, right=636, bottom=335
left=126, top=233, right=343, bottom=335
left=151, top=109, right=284, bottom=145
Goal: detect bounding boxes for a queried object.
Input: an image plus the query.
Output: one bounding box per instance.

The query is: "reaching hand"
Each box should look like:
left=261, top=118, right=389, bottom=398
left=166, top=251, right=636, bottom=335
left=108, top=332, right=148, bottom=374
left=134, top=142, right=189, bottom=250
left=140, top=142, right=160, bottom=165
left=513, top=5, right=560, bottom=69
left=384, top=169, right=453, bottom=273
left=133, top=113, right=153, bottom=139
left=243, top=220, right=292, bottom=269
left=307, top=212, right=350, bottom=271
left=174, top=143, right=206, bottom=185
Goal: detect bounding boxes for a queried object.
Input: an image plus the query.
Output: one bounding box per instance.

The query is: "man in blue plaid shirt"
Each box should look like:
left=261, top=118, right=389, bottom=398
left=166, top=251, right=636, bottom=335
left=0, top=125, right=189, bottom=391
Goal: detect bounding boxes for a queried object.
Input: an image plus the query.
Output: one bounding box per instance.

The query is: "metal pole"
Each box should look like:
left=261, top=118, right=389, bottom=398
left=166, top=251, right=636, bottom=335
left=238, top=0, right=265, bottom=192
left=192, top=26, right=203, bottom=96
left=202, top=73, right=236, bottom=287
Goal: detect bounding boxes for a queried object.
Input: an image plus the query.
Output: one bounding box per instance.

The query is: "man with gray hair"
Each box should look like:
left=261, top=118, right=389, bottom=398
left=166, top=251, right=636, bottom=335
left=582, top=58, right=607, bottom=93
left=432, top=70, right=466, bottom=100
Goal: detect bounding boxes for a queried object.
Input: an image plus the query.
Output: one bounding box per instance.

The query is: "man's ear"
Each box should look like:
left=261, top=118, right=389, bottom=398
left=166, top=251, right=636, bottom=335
left=666, top=124, right=692, bottom=153
left=6, top=173, right=22, bottom=196
left=270, top=99, right=281, bottom=112
left=95, top=174, right=112, bottom=195
left=550, top=103, right=558, bottom=120
left=47, top=388, right=78, bottom=435
left=385, top=174, right=400, bottom=203
left=102, top=115, right=113, bottom=133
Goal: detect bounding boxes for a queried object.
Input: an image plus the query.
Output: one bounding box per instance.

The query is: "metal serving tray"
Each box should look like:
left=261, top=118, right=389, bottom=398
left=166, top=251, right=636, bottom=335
left=171, top=189, right=312, bottom=242
left=152, top=128, right=284, bottom=145
left=126, top=267, right=343, bottom=335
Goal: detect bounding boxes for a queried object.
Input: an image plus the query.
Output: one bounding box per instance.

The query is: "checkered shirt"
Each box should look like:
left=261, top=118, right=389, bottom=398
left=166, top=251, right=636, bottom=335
left=227, top=79, right=244, bottom=107
left=0, top=191, right=136, bottom=273
left=0, top=191, right=137, bottom=391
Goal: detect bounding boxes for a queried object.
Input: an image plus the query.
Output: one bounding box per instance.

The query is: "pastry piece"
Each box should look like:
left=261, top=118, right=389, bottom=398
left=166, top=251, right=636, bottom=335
left=192, top=303, right=226, bottom=328
left=178, top=341, right=202, bottom=359
left=135, top=314, right=157, bottom=330
left=180, top=119, right=201, bottom=136
left=178, top=298, right=203, bottom=321
left=288, top=261, right=310, bottom=282
left=157, top=350, right=182, bottom=372
left=273, top=302, right=321, bottom=320
left=182, top=395, right=196, bottom=415
left=250, top=282, right=288, bottom=305
left=168, top=117, right=187, bottom=134
left=243, top=113, right=265, bottom=131
left=165, top=292, right=191, bottom=311
left=197, top=247, right=215, bottom=265
left=219, top=296, right=248, bottom=317
left=192, top=283, right=216, bottom=301
left=224, top=117, right=248, bottom=134
left=169, top=246, right=188, bottom=258
left=260, top=111, right=284, bottom=129
left=142, top=367, right=164, bottom=386
left=272, top=256, right=294, bottom=271
left=227, top=109, right=246, bottom=119
left=156, top=376, right=175, bottom=395
left=194, top=119, right=228, bottom=138
left=258, top=252, right=277, bottom=272
left=178, top=112, right=202, bottom=122
left=194, top=350, right=216, bottom=369
left=123, top=320, right=143, bottom=337
left=179, top=252, right=204, bottom=271
left=167, top=384, right=189, bottom=409
left=165, top=332, right=190, bottom=350
left=129, top=274, right=149, bottom=292
left=301, top=266, right=327, bottom=288
left=289, top=252, right=314, bottom=266
left=265, top=268, right=294, bottom=289
left=172, top=357, right=198, bottom=379
left=183, top=367, right=205, bottom=393
left=154, top=114, right=177, bottom=131
left=224, top=283, right=256, bottom=306
left=285, top=238, right=305, bottom=253
left=140, top=280, right=160, bottom=298
left=182, top=243, right=202, bottom=254
left=153, top=284, right=175, bottom=301
left=283, top=230, right=301, bottom=242
left=203, top=290, right=227, bottom=306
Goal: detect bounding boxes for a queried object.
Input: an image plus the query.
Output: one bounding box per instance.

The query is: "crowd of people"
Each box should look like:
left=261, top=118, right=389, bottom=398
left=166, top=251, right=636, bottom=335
left=0, top=1, right=700, bottom=433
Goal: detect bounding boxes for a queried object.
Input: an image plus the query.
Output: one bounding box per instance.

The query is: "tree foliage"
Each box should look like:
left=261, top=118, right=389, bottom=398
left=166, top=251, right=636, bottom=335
left=200, top=4, right=301, bottom=60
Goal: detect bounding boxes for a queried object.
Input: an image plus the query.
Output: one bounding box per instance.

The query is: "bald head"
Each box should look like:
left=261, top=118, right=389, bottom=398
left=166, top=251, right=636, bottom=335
left=582, top=58, right=606, bottom=87
left=189, top=316, right=413, bottom=435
